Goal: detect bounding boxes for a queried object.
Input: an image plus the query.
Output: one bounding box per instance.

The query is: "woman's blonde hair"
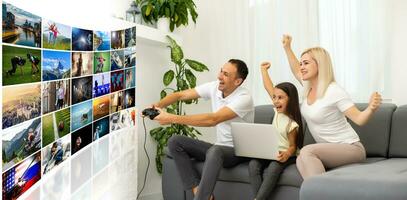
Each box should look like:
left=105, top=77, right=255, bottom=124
left=301, top=47, right=335, bottom=99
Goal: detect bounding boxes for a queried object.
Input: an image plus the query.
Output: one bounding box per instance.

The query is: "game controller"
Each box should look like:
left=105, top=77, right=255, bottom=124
left=142, top=108, right=160, bottom=120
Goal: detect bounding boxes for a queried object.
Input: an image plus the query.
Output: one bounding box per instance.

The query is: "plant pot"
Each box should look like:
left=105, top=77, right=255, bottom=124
left=157, top=18, right=170, bottom=32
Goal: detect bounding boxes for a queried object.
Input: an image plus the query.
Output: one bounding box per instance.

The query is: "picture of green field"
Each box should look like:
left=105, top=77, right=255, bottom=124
left=55, top=108, right=71, bottom=138
left=42, top=20, right=71, bottom=50
left=42, top=108, right=71, bottom=147
left=43, top=35, right=71, bottom=50
left=2, top=45, right=41, bottom=86
left=94, top=51, right=111, bottom=74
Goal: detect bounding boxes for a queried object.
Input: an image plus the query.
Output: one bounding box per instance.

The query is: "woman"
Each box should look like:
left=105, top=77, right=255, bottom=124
left=282, top=34, right=382, bottom=179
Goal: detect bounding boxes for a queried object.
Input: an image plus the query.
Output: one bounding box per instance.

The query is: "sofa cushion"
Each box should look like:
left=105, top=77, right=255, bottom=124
left=348, top=103, right=396, bottom=157
left=389, top=105, right=407, bottom=158
left=254, top=105, right=275, bottom=124
left=300, top=158, right=407, bottom=200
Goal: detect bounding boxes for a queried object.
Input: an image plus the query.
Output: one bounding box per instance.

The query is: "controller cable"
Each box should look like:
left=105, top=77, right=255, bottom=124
left=137, top=117, right=150, bottom=199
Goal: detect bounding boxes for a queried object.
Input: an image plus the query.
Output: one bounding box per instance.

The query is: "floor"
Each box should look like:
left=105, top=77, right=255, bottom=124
left=18, top=128, right=138, bottom=200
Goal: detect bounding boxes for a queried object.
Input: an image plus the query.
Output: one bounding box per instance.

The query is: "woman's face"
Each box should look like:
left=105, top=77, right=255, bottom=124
left=300, top=53, right=318, bottom=81
left=272, top=88, right=289, bottom=113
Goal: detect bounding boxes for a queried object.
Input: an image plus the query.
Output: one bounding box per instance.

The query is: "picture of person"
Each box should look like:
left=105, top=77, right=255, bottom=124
left=110, top=91, right=124, bottom=113
left=124, top=88, right=135, bottom=109
left=111, top=30, right=125, bottom=49
left=71, top=52, right=93, bottom=78
left=96, top=55, right=106, bottom=73
left=6, top=56, right=26, bottom=76
left=42, top=108, right=71, bottom=147
left=26, top=53, right=40, bottom=74
left=93, top=72, right=110, bottom=97
left=2, top=45, right=41, bottom=86
left=71, top=76, right=93, bottom=105
left=2, top=118, right=41, bottom=172
left=42, top=136, right=70, bottom=175
left=42, top=20, right=71, bottom=50
left=110, top=70, right=124, bottom=93
left=93, top=52, right=110, bottom=74
left=124, top=47, right=136, bottom=68
left=125, top=67, right=135, bottom=89
left=125, top=27, right=136, bottom=48
left=93, top=116, right=110, bottom=141
left=2, top=152, right=41, bottom=200
left=71, top=124, right=92, bottom=155
left=42, top=79, right=70, bottom=114
left=71, top=100, right=93, bottom=132
left=111, top=50, right=124, bottom=71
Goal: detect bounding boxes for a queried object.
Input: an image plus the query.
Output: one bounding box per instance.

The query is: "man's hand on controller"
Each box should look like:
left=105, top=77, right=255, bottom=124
left=154, top=108, right=175, bottom=125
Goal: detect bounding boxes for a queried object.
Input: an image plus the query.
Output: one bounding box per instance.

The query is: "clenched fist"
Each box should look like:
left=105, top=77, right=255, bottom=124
left=282, top=34, right=292, bottom=49
left=368, top=92, right=382, bottom=112
left=260, top=61, right=271, bottom=71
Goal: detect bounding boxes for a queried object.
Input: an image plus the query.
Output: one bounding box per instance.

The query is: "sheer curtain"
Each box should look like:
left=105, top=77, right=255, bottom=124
left=250, top=0, right=391, bottom=105
left=318, top=0, right=390, bottom=102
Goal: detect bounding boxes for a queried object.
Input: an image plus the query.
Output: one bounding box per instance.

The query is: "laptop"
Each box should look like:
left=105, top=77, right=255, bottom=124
left=231, top=122, right=279, bottom=160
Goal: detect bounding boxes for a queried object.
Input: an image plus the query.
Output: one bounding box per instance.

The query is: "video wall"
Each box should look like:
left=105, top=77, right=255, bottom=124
left=2, top=2, right=136, bottom=199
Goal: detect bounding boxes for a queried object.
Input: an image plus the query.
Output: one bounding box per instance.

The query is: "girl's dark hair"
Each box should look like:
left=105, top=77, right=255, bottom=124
left=275, top=82, right=304, bottom=148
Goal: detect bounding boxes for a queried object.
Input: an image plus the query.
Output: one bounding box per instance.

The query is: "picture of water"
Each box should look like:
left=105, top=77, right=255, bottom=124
left=2, top=2, right=42, bottom=48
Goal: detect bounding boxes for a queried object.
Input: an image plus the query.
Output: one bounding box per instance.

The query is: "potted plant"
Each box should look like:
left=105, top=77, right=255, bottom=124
left=150, top=35, right=209, bottom=173
left=135, top=0, right=198, bottom=32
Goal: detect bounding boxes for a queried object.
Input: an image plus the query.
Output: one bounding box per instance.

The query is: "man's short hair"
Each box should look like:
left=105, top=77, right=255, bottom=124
left=228, top=59, right=248, bottom=82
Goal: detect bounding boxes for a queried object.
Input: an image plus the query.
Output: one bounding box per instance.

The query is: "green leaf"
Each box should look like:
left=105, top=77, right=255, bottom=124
left=185, top=69, right=196, bottom=88
left=160, top=90, right=167, bottom=99
left=166, top=36, right=183, bottom=61
left=150, top=127, right=164, bottom=141
left=163, top=70, right=175, bottom=86
left=146, top=4, right=153, bottom=16
left=166, top=35, right=177, bottom=47
left=185, top=59, right=209, bottom=72
left=156, top=153, right=163, bottom=174
left=176, top=79, right=184, bottom=89
left=165, top=7, right=170, bottom=18
left=150, top=127, right=163, bottom=137
left=170, top=21, right=175, bottom=32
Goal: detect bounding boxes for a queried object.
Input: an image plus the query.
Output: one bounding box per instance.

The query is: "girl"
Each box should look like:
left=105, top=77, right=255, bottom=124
left=282, top=35, right=382, bottom=180
left=249, top=61, right=304, bottom=200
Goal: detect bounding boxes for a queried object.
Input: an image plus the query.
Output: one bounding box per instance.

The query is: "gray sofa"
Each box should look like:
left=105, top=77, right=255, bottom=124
left=162, top=103, right=407, bottom=200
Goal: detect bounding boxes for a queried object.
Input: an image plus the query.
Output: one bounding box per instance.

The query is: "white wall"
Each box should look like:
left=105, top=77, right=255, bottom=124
left=136, top=43, right=172, bottom=200
left=389, top=0, right=407, bottom=105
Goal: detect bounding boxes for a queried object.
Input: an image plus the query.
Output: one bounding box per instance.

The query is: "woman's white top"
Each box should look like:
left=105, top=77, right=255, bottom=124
left=301, top=82, right=360, bottom=144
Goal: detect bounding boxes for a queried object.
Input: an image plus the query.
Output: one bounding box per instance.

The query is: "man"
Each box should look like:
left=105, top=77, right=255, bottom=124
left=7, top=56, right=26, bottom=76
left=27, top=53, right=40, bottom=74
left=151, top=59, right=254, bottom=200
left=55, top=82, right=65, bottom=109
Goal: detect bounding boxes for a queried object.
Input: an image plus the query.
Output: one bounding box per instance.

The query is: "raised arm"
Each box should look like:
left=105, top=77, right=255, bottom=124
left=344, top=92, right=382, bottom=126
left=282, top=34, right=302, bottom=84
left=154, top=88, right=200, bottom=108
left=260, top=62, right=275, bottom=101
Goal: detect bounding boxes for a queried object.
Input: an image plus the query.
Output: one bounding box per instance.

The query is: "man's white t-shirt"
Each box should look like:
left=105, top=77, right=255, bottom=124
left=195, top=81, right=254, bottom=147
left=301, top=82, right=360, bottom=144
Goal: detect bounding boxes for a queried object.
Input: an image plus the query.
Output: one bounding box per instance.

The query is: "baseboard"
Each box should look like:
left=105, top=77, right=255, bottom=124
left=138, top=192, right=163, bottom=200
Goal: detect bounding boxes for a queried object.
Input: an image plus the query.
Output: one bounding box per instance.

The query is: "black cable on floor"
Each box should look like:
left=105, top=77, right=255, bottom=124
left=137, top=117, right=150, bottom=199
